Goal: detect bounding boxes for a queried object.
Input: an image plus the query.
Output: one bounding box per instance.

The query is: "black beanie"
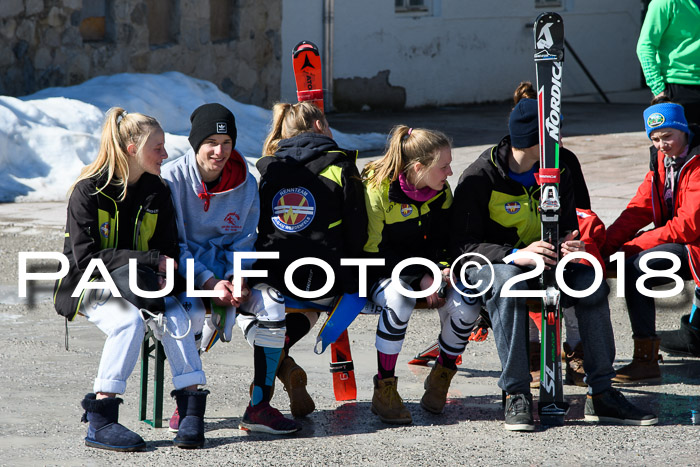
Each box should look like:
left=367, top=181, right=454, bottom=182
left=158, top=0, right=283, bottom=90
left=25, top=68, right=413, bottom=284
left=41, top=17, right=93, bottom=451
left=188, top=103, right=237, bottom=152
left=509, top=98, right=539, bottom=149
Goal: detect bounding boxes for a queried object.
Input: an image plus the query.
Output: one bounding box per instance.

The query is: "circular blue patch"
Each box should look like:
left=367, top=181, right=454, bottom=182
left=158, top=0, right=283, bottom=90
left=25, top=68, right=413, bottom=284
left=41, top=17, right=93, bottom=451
left=99, top=222, right=110, bottom=238
left=271, top=187, right=316, bottom=232
left=505, top=202, right=521, bottom=214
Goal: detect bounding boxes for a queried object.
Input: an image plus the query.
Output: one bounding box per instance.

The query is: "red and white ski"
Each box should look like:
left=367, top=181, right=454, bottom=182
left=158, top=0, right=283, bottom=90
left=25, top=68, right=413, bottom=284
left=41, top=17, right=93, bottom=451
left=292, top=40, right=324, bottom=111
left=329, top=330, right=357, bottom=401
left=292, top=39, right=356, bottom=400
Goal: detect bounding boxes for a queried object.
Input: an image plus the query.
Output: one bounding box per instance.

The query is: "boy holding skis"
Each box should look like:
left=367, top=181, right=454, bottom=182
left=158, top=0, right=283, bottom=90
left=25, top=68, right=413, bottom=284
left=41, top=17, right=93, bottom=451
left=449, top=98, right=658, bottom=430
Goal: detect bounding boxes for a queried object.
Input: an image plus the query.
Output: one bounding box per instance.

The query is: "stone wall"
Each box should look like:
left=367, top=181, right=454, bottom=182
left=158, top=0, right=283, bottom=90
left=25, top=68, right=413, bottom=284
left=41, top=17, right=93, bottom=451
left=0, top=0, right=282, bottom=107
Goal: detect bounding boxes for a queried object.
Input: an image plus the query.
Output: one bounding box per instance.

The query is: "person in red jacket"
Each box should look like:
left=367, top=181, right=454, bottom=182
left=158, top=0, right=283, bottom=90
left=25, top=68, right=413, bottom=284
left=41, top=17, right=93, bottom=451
left=603, top=101, right=700, bottom=383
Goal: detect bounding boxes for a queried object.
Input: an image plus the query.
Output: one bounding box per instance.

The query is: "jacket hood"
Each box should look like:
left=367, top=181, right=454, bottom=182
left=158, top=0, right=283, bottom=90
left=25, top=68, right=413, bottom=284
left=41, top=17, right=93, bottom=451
left=276, top=133, right=338, bottom=161
left=259, top=133, right=346, bottom=176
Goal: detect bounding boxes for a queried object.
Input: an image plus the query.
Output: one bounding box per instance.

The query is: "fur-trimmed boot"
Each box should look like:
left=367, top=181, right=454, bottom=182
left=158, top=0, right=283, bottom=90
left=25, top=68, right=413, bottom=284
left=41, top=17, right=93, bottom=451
left=612, top=337, right=662, bottom=384
left=80, top=394, right=146, bottom=452
left=171, top=389, right=209, bottom=449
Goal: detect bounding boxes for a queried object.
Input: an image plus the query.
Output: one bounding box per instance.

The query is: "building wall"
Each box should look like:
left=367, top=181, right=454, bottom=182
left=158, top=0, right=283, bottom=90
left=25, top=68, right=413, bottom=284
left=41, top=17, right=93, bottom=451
left=0, top=0, right=283, bottom=107
left=281, top=0, right=642, bottom=110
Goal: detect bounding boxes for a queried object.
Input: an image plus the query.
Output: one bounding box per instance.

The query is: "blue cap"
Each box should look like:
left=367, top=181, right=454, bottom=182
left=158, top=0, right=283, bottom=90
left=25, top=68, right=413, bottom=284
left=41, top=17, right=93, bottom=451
left=643, top=103, right=689, bottom=139
left=509, top=98, right=540, bottom=149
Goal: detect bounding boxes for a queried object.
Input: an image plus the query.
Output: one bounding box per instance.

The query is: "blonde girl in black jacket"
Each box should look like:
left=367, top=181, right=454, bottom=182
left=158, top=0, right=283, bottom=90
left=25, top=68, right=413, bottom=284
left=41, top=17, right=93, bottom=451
left=55, top=108, right=208, bottom=451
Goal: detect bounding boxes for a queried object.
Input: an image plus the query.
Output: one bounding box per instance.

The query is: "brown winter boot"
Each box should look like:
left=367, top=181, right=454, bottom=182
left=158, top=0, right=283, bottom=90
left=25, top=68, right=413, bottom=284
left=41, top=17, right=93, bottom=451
left=564, top=342, right=586, bottom=387
left=277, top=355, right=315, bottom=418
left=420, top=363, right=457, bottom=414
left=612, top=337, right=662, bottom=384
left=529, top=341, right=541, bottom=389
left=371, top=376, right=412, bottom=424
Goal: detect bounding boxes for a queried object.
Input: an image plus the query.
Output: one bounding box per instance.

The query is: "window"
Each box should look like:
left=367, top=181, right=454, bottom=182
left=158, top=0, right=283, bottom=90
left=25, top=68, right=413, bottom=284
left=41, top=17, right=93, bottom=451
left=210, top=0, right=233, bottom=43
left=79, top=0, right=108, bottom=42
left=395, top=0, right=430, bottom=13
left=535, top=0, right=562, bottom=7
left=147, top=0, right=179, bottom=47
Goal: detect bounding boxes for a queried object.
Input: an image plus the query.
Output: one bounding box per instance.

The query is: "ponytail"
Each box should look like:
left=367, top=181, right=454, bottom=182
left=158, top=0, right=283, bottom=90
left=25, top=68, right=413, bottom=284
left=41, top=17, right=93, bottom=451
left=513, top=81, right=536, bottom=105
left=262, top=101, right=328, bottom=156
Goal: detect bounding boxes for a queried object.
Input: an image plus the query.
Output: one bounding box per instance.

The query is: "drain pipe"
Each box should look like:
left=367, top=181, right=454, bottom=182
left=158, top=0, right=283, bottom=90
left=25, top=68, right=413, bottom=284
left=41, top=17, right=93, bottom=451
left=323, top=0, right=334, bottom=111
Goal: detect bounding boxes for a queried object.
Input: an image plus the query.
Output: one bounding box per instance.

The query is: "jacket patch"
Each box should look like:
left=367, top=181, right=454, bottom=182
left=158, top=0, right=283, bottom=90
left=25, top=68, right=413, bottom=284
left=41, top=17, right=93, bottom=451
left=400, top=204, right=413, bottom=217
left=272, top=187, right=316, bottom=232
left=223, top=212, right=242, bottom=232
left=505, top=202, right=521, bottom=214
left=99, top=222, right=110, bottom=238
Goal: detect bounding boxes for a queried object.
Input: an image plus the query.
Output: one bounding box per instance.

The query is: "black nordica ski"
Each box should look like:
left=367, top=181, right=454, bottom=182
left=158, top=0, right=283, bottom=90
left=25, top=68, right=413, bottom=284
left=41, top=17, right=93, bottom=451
left=534, top=12, right=569, bottom=426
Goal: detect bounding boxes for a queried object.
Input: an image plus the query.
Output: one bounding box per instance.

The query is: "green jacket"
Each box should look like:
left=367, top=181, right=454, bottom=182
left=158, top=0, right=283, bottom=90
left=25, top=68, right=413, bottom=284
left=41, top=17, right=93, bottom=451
left=53, top=173, right=179, bottom=320
left=637, top=0, right=700, bottom=95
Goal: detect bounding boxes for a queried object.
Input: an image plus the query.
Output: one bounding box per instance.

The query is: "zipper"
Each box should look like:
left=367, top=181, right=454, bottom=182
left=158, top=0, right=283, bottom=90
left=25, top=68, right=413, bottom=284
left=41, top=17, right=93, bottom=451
left=672, top=154, right=697, bottom=218
left=133, top=205, right=144, bottom=249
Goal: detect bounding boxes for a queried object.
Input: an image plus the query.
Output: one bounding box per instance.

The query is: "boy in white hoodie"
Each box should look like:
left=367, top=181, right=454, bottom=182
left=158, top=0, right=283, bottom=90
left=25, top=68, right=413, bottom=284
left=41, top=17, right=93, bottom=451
left=162, top=103, right=301, bottom=435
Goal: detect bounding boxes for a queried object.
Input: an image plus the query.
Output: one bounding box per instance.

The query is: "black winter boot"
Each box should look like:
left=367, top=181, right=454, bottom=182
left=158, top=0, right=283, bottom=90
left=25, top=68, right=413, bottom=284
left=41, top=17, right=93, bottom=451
left=659, top=314, right=700, bottom=357
left=80, top=394, right=146, bottom=452
left=171, top=389, right=209, bottom=449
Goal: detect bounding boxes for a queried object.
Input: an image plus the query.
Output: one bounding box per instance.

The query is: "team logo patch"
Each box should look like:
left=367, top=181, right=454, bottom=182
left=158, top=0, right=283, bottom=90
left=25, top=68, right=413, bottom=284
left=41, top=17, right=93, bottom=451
left=222, top=211, right=241, bottom=232
left=99, top=222, right=110, bottom=238
left=505, top=202, right=521, bottom=214
left=400, top=204, right=413, bottom=217
left=272, top=187, right=316, bottom=232
left=647, top=113, right=665, bottom=128
left=216, top=122, right=227, bottom=133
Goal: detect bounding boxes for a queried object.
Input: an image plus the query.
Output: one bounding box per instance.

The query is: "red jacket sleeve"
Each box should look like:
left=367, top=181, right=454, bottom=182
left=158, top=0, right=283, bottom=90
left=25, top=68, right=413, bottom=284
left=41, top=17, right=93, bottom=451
left=601, top=171, right=655, bottom=257
left=576, top=208, right=607, bottom=275
left=620, top=165, right=700, bottom=255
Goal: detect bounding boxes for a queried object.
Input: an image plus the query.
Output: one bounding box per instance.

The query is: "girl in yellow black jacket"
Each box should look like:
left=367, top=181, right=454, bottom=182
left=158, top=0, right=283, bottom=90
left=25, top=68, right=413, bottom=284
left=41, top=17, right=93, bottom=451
left=362, top=125, right=481, bottom=425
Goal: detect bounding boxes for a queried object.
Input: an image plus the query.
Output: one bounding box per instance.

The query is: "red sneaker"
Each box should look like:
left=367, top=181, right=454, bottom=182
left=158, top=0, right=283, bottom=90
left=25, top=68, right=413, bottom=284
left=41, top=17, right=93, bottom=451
left=168, top=407, right=180, bottom=433
left=239, top=402, right=301, bottom=435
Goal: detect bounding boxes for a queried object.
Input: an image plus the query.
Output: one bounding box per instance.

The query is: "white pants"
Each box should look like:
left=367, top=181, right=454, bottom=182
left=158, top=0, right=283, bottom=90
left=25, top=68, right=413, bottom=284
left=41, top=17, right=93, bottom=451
left=372, top=277, right=481, bottom=356
left=82, top=289, right=206, bottom=394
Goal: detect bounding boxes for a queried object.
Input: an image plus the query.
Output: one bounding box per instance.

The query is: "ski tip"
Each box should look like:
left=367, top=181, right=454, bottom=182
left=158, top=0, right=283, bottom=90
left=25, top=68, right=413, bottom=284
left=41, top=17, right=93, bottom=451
left=407, top=358, right=430, bottom=366
left=293, top=40, right=319, bottom=56
left=332, top=374, right=357, bottom=401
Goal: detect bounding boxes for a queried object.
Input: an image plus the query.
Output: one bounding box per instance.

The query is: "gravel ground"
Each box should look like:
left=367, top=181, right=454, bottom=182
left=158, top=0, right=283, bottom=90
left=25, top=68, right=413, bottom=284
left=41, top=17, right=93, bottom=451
left=2, top=100, right=699, bottom=465
left=1, top=223, right=699, bottom=467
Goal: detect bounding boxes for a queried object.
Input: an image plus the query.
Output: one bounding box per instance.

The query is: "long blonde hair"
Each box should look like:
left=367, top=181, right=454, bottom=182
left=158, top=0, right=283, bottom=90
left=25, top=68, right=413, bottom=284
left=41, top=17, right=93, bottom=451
left=262, top=101, right=328, bottom=156
left=69, top=107, right=162, bottom=200
left=362, top=125, right=451, bottom=189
